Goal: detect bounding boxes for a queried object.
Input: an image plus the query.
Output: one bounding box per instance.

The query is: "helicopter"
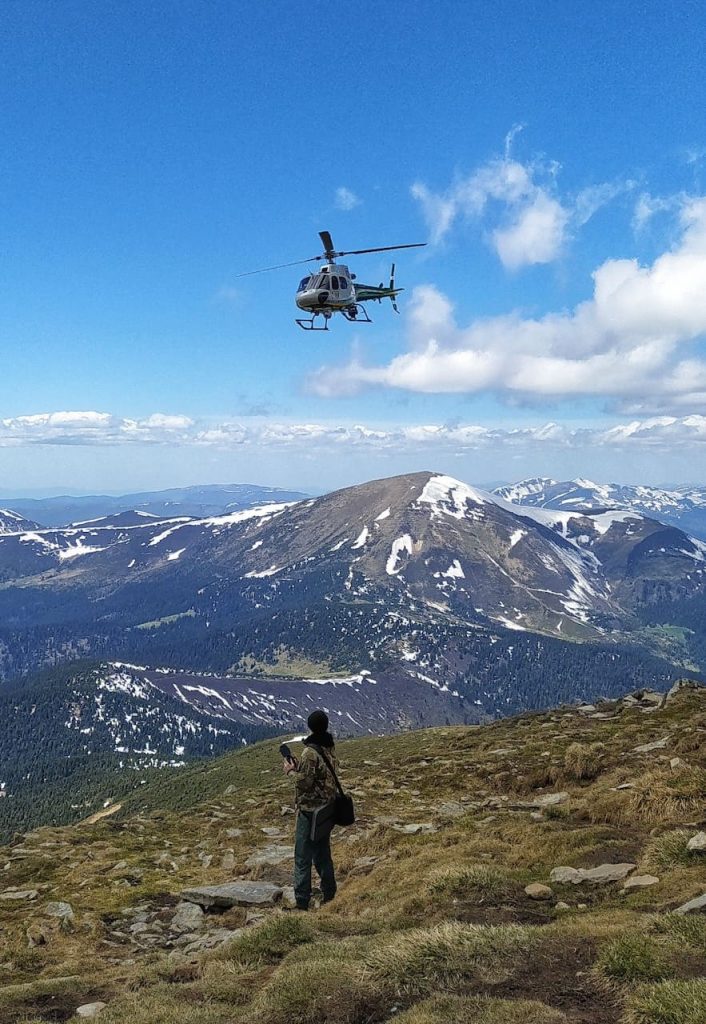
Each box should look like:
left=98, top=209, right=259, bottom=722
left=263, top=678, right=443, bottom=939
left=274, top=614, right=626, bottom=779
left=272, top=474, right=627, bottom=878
left=237, top=230, right=426, bottom=331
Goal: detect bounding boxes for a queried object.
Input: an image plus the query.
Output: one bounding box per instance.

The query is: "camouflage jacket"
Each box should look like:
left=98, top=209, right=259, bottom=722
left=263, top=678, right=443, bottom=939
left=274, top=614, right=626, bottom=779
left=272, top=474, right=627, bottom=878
left=294, top=744, right=340, bottom=812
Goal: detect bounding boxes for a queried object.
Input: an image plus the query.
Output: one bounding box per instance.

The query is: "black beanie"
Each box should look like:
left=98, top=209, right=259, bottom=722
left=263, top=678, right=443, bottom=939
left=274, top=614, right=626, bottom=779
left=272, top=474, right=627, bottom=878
left=307, top=709, right=329, bottom=735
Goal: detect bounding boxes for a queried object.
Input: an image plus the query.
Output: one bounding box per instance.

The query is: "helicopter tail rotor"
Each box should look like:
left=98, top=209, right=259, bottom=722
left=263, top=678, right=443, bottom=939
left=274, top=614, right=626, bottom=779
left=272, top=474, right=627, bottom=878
left=390, top=263, right=401, bottom=313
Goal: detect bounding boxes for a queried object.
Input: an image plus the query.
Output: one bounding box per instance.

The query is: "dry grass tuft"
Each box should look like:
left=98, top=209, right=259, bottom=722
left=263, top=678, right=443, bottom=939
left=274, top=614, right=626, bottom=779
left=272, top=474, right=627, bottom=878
left=563, top=742, right=605, bottom=781
left=429, top=865, right=514, bottom=903
left=621, top=978, right=706, bottom=1024
left=206, top=911, right=314, bottom=967
left=588, top=766, right=706, bottom=826
left=392, top=993, right=569, bottom=1023
left=243, top=958, right=378, bottom=1024
left=643, top=830, right=696, bottom=869
left=595, top=933, right=671, bottom=984
left=362, top=921, right=535, bottom=995
left=653, top=913, right=706, bottom=953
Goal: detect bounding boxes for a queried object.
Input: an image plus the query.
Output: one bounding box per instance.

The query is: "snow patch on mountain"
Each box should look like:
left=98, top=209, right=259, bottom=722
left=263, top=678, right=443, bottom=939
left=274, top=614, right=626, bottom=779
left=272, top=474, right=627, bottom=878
left=418, top=475, right=486, bottom=520
left=386, top=535, right=413, bottom=575
left=352, top=526, right=370, bottom=549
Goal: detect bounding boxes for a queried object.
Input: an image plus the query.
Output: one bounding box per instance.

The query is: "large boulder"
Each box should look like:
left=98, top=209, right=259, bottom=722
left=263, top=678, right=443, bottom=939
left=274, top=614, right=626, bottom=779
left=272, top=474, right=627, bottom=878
left=181, top=881, right=283, bottom=909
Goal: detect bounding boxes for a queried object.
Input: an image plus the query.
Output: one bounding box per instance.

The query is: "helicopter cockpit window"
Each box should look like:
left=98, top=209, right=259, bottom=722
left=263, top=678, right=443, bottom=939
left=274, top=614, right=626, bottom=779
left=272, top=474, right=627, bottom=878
left=319, top=275, right=329, bottom=289
left=339, top=277, right=348, bottom=290
left=331, top=276, right=339, bottom=290
left=298, top=277, right=311, bottom=292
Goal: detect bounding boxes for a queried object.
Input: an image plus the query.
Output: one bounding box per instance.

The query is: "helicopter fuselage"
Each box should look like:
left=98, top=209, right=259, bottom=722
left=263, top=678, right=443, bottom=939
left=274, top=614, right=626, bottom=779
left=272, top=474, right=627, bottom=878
left=295, top=261, right=402, bottom=321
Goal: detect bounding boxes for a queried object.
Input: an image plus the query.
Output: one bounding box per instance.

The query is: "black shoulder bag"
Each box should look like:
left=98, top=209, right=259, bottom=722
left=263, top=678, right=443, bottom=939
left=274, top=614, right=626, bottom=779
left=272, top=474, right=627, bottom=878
left=308, top=747, right=355, bottom=841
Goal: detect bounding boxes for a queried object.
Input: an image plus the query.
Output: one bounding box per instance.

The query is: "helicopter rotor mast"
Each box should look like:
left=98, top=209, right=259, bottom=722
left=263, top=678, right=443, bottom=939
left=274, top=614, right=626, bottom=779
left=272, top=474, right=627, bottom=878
left=318, top=230, right=426, bottom=265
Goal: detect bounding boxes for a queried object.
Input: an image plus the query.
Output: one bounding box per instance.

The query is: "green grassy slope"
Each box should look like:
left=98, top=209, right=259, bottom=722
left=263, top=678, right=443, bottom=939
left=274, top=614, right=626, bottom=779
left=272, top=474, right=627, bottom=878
left=1, top=683, right=705, bottom=1024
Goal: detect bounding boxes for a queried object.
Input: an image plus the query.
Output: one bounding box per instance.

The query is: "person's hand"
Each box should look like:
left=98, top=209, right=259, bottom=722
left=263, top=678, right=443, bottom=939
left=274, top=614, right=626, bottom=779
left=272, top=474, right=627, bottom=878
left=283, top=758, right=297, bottom=775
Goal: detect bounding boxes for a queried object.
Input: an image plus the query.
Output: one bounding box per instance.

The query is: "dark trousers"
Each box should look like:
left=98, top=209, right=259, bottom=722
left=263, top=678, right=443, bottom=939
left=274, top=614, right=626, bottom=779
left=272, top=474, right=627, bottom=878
left=293, top=810, right=337, bottom=908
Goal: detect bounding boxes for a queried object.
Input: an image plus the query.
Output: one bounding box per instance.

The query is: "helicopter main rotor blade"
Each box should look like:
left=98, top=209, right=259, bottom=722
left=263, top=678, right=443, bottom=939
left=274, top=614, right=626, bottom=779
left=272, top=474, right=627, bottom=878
left=319, top=230, right=335, bottom=256
left=338, top=242, right=427, bottom=257
left=234, top=256, right=322, bottom=278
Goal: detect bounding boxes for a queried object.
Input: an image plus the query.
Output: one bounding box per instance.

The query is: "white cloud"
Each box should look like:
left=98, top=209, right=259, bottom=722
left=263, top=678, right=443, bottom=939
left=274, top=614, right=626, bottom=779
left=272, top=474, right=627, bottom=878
left=0, top=411, right=194, bottom=447
left=411, top=136, right=627, bottom=268
left=311, top=197, right=706, bottom=412
left=334, top=186, right=361, bottom=211
left=0, top=410, right=703, bottom=454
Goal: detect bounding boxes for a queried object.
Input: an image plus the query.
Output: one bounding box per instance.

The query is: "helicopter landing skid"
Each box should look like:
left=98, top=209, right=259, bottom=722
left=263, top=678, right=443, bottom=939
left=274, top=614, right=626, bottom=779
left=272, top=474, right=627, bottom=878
left=341, top=303, right=372, bottom=324
left=295, top=314, right=331, bottom=331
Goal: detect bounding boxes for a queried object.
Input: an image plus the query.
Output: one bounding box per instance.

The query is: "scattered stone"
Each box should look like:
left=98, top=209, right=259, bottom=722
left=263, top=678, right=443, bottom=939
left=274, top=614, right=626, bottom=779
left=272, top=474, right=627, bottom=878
left=550, top=863, right=636, bottom=885
left=261, top=827, right=284, bottom=837
left=181, top=881, right=283, bottom=909
left=245, top=844, right=293, bottom=867
left=110, top=861, right=128, bottom=873
left=623, top=875, right=660, bottom=890
left=281, top=886, right=297, bottom=907
left=674, top=892, right=706, bottom=915
left=633, top=737, right=669, bottom=753
left=280, top=805, right=295, bottom=816
left=670, top=758, right=685, bottom=769
left=76, top=1003, right=107, bottom=1018
left=44, top=901, right=75, bottom=929
left=525, top=883, right=553, bottom=901
left=198, top=853, right=213, bottom=869
left=438, top=801, right=466, bottom=818
left=225, top=828, right=243, bottom=838
left=687, top=832, right=706, bottom=853
left=170, top=901, right=205, bottom=934
left=555, top=901, right=570, bottom=910
left=392, top=823, right=437, bottom=835
left=530, top=812, right=544, bottom=821
left=220, top=850, right=236, bottom=872
left=353, top=856, right=378, bottom=870
left=180, top=928, right=244, bottom=953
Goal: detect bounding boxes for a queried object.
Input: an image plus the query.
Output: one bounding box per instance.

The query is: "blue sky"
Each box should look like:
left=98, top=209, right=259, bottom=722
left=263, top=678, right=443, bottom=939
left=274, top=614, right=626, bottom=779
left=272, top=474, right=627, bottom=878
left=2, top=0, right=705, bottom=494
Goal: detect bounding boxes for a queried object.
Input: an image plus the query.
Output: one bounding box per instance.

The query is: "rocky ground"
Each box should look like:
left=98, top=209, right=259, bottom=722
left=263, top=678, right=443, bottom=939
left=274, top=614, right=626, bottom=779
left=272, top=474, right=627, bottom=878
left=1, top=680, right=705, bottom=1023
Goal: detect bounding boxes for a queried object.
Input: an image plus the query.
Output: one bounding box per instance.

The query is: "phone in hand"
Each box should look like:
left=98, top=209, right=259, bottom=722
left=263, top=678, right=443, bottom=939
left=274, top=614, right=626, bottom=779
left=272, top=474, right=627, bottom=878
left=279, top=743, right=295, bottom=765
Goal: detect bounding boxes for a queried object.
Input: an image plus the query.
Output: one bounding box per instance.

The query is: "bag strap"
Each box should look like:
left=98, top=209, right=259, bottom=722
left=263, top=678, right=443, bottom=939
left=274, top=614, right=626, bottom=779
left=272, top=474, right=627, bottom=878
left=310, top=744, right=345, bottom=796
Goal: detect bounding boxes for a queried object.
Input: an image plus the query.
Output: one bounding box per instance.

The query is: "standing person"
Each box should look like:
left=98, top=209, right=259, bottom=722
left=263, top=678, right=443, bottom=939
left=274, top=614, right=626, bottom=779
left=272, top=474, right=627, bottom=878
left=283, top=709, right=339, bottom=911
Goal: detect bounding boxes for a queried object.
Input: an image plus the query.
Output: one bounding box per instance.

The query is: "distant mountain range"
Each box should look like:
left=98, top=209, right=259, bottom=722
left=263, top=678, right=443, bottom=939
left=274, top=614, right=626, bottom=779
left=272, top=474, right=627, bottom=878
left=0, top=470, right=702, bottom=681
left=494, top=477, right=706, bottom=540
left=0, top=482, right=309, bottom=528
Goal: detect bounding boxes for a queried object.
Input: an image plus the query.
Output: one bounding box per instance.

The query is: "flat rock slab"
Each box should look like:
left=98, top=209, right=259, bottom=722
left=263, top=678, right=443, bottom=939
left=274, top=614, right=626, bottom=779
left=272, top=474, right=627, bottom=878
left=633, top=737, right=669, bottom=753
left=0, top=888, right=38, bottom=901
left=182, top=881, right=283, bottom=909
left=550, top=863, right=636, bottom=885
left=623, top=875, right=660, bottom=890
left=674, top=892, right=706, bottom=915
